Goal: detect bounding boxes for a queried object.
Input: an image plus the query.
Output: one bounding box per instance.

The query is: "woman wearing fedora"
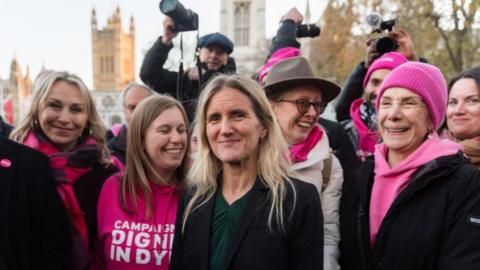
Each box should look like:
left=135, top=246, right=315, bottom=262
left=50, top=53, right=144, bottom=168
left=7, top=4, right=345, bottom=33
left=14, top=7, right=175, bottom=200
left=263, top=56, right=343, bottom=270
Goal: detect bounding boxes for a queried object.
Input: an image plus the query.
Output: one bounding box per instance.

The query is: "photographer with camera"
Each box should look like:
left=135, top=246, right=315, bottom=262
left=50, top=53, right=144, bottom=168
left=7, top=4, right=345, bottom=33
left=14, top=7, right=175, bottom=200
left=140, top=1, right=236, bottom=122
left=335, top=16, right=424, bottom=161
left=335, top=19, right=420, bottom=123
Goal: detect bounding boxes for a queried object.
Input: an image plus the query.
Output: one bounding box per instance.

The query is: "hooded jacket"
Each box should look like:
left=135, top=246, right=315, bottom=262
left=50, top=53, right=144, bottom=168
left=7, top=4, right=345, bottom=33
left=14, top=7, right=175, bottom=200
left=94, top=174, right=180, bottom=270
left=289, top=127, right=343, bottom=270
left=339, top=152, right=480, bottom=270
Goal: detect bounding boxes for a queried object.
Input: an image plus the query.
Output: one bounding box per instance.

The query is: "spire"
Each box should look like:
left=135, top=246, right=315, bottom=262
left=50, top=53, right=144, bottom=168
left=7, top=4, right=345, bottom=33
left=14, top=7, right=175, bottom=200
left=129, top=15, right=135, bottom=35
left=304, top=0, right=311, bottom=24
left=111, top=5, right=121, bottom=26
left=91, top=7, right=97, bottom=28
left=9, top=57, right=21, bottom=86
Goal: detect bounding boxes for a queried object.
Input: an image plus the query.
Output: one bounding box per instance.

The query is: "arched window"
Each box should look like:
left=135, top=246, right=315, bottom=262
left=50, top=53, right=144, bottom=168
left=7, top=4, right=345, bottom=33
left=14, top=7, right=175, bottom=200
left=110, top=56, right=114, bottom=74
left=234, top=2, right=250, bottom=46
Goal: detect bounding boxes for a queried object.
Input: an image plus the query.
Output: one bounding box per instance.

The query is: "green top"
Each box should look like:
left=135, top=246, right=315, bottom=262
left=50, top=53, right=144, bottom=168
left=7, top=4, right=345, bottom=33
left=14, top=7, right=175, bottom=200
left=209, top=191, right=249, bottom=270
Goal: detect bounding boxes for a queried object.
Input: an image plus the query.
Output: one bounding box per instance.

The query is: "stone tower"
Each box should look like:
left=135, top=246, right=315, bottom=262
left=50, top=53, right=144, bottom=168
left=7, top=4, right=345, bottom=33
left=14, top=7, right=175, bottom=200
left=220, top=0, right=267, bottom=75
left=91, top=6, right=135, bottom=91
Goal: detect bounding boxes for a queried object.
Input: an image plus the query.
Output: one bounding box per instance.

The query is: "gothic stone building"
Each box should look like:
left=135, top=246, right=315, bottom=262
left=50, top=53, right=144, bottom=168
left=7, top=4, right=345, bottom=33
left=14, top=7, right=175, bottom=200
left=220, top=0, right=268, bottom=75
left=90, top=6, right=136, bottom=127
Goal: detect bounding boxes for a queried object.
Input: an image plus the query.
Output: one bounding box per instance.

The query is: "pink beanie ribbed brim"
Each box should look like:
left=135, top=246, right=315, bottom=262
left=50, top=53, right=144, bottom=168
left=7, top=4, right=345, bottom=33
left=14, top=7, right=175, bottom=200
left=363, top=52, right=408, bottom=87
left=375, top=61, right=448, bottom=129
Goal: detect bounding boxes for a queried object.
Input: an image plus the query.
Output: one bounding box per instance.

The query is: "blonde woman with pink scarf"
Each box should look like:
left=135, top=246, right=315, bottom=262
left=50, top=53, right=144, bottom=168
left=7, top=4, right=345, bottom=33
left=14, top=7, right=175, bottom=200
left=10, top=71, right=120, bottom=270
left=340, top=62, right=480, bottom=270
left=263, top=56, right=343, bottom=270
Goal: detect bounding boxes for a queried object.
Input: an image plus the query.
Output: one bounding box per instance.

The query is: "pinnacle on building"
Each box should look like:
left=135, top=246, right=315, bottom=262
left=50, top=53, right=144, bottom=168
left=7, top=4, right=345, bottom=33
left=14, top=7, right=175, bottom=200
left=91, top=6, right=135, bottom=91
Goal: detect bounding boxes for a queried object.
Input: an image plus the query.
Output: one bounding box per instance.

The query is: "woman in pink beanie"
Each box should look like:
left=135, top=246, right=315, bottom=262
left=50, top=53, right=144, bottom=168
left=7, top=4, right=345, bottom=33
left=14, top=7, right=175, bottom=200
left=340, top=62, right=480, bottom=270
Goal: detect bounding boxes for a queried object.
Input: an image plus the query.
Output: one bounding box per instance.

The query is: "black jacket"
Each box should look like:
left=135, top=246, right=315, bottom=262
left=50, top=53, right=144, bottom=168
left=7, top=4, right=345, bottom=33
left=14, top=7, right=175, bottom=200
left=73, top=160, right=118, bottom=249
left=335, top=62, right=367, bottom=122
left=107, top=124, right=127, bottom=165
left=0, top=116, right=13, bottom=138
left=267, top=20, right=301, bottom=59
left=0, top=136, right=71, bottom=269
left=140, top=37, right=236, bottom=121
left=170, top=177, right=324, bottom=270
left=318, top=118, right=360, bottom=180
left=339, top=152, right=480, bottom=270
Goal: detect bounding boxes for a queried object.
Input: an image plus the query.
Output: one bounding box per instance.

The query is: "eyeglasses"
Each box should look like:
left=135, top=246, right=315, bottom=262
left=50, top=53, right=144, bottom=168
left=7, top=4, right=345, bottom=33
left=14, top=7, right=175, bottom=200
left=279, top=99, right=327, bottom=115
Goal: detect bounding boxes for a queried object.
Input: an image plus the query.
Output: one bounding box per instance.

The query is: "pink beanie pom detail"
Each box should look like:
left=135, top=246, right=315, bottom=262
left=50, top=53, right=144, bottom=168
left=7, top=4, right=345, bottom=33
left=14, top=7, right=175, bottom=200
left=259, top=47, right=300, bottom=84
left=375, top=62, right=448, bottom=129
left=363, top=52, right=408, bottom=88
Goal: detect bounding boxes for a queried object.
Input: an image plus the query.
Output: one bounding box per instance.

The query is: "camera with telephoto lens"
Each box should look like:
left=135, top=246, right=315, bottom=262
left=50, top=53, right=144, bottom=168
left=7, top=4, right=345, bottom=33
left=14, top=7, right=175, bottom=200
left=159, top=0, right=198, bottom=32
left=296, top=24, right=321, bottom=38
left=365, top=13, right=398, bottom=54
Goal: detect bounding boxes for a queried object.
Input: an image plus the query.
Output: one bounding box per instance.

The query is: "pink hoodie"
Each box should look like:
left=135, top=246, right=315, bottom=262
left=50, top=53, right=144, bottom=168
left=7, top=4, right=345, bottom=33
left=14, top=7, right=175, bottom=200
left=369, top=135, right=462, bottom=246
left=94, top=173, right=179, bottom=270
left=350, top=98, right=379, bottom=159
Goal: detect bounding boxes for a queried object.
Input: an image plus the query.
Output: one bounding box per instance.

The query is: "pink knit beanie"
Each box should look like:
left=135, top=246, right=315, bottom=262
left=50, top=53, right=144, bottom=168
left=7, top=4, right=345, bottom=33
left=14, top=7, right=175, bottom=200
left=375, top=62, right=448, bottom=129
left=259, top=47, right=300, bottom=84
left=363, top=52, right=408, bottom=87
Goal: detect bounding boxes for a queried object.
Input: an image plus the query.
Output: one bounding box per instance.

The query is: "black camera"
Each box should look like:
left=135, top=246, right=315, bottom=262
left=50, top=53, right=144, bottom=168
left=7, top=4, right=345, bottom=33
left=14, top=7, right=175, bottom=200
left=296, top=24, right=321, bottom=38
left=159, top=0, right=198, bottom=32
left=366, top=13, right=398, bottom=54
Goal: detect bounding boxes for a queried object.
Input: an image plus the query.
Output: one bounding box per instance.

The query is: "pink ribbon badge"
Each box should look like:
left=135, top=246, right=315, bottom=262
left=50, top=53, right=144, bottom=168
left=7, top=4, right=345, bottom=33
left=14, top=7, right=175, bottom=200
left=0, top=158, right=12, bottom=168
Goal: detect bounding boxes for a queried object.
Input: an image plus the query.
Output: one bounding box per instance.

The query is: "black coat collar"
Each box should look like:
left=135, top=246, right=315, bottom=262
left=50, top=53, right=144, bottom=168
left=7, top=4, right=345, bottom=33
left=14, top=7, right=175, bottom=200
left=0, top=138, right=16, bottom=191
left=223, top=177, right=269, bottom=268
left=191, top=176, right=269, bottom=270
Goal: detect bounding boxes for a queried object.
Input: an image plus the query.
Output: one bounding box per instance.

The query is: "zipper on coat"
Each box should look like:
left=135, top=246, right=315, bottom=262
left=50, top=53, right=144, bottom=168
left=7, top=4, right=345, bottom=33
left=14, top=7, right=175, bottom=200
left=357, top=205, right=370, bottom=270
left=371, top=168, right=451, bottom=258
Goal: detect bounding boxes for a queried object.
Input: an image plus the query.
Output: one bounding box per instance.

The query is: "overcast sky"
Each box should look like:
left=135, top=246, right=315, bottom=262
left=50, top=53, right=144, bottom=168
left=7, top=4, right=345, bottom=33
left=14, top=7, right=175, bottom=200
left=0, top=0, right=327, bottom=88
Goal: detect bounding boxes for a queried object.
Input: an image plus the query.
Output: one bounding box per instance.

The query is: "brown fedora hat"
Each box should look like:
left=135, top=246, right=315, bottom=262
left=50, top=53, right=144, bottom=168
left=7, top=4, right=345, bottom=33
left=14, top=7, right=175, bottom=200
left=263, top=56, right=340, bottom=103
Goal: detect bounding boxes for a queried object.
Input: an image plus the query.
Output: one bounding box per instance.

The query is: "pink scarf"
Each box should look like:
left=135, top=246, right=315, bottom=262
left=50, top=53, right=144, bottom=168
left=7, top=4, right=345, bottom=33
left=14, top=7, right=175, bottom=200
left=369, top=133, right=463, bottom=246
left=24, top=130, right=99, bottom=266
left=289, top=125, right=324, bottom=163
left=350, top=98, right=379, bottom=160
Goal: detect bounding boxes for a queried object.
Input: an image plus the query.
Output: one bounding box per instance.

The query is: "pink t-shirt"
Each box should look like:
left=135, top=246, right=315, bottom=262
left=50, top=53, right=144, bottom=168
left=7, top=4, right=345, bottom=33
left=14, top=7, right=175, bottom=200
left=94, top=174, right=179, bottom=270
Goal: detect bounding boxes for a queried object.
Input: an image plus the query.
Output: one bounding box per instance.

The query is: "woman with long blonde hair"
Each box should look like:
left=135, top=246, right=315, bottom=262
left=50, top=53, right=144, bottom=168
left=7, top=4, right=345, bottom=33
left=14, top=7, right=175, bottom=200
left=10, top=71, right=119, bottom=269
left=170, top=74, right=323, bottom=270
left=94, top=94, right=189, bottom=269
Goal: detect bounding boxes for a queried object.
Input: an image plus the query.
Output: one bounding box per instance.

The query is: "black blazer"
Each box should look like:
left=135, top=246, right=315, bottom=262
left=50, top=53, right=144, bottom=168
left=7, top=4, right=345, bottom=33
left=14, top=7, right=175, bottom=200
left=0, top=136, right=71, bottom=269
left=170, top=177, right=324, bottom=270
